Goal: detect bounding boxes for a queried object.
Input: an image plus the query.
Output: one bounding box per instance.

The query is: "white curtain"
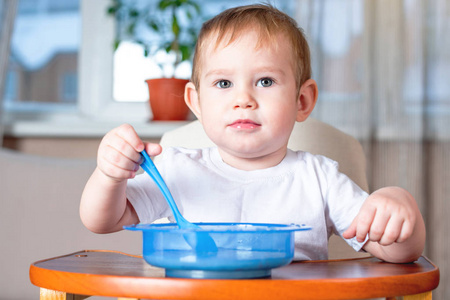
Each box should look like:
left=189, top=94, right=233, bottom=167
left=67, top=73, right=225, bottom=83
left=296, top=0, right=449, bottom=298
left=0, top=0, right=18, bottom=146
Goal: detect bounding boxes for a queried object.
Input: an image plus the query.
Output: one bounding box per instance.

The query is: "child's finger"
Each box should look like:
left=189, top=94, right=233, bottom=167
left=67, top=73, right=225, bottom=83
left=104, top=145, right=140, bottom=172
left=343, top=216, right=358, bottom=239
left=368, top=209, right=390, bottom=242
left=396, top=219, right=414, bottom=243
left=144, top=143, right=163, bottom=156
left=378, top=217, right=403, bottom=246
left=354, top=204, right=376, bottom=242
left=97, top=154, right=137, bottom=180
left=115, top=124, right=145, bottom=152
left=107, top=133, right=142, bottom=163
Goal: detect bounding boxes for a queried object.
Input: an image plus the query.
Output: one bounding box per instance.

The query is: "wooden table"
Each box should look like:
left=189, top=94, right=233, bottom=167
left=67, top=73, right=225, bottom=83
left=29, top=250, right=439, bottom=300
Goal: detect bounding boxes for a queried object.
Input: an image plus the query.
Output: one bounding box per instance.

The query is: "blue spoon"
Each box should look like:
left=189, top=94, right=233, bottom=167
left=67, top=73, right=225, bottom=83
left=140, top=150, right=218, bottom=252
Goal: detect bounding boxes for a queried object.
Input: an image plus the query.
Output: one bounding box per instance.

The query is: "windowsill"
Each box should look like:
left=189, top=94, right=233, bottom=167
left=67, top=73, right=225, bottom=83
left=3, top=115, right=191, bottom=139
left=3, top=111, right=448, bottom=141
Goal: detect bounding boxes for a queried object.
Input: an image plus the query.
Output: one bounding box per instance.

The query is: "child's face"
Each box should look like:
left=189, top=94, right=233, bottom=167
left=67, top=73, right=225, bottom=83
left=186, top=31, right=313, bottom=169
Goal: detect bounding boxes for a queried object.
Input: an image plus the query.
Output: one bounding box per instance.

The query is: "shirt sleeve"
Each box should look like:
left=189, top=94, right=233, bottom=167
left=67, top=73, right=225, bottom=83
left=320, top=156, right=369, bottom=252
left=126, top=170, right=171, bottom=224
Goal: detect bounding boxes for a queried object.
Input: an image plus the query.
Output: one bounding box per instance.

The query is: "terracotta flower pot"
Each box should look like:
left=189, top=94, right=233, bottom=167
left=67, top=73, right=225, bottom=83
left=145, top=78, right=190, bottom=121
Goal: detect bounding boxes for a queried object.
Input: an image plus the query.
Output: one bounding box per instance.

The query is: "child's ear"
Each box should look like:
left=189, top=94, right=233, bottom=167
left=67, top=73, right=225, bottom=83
left=184, top=82, right=202, bottom=122
left=296, top=79, right=318, bottom=122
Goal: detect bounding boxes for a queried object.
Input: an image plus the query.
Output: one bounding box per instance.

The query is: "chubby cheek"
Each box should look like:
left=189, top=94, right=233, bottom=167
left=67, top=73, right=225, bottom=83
left=198, top=105, right=224, bottom=141
left=199, top=99, right=220, bottom=123
left=265, top=104, right=297, bottom=129
left=267, top=116, right=297, bottom=147
left=202, top=123, right=227, bottom=149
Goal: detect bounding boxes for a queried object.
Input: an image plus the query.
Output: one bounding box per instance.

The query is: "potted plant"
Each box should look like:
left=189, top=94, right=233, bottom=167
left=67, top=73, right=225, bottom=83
left=107, top=0, right=202, bottom=121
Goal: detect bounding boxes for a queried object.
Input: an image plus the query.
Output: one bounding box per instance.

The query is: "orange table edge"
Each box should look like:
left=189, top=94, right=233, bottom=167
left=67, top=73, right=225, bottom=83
left=29, top=250, right=440, bottom=300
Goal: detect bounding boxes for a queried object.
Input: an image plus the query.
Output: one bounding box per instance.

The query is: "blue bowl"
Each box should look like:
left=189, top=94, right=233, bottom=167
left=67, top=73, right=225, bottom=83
left=124, top=222, right=311, bottom=279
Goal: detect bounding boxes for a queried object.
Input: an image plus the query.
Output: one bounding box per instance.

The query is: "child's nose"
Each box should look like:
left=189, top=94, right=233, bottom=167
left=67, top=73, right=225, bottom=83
left=233, top=89, right=257, bottom=109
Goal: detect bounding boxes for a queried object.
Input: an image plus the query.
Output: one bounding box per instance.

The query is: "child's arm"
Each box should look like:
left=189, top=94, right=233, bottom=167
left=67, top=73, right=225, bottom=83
left=80, top=124, right=162, bottom=233
left=343, top=186, right=426, bottom=263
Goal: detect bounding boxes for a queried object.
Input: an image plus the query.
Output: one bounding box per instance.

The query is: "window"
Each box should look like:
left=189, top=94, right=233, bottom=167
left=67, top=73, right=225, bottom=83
left=4, top=70, right=18, bottom=102
left=2, top=0, right=80, bottom=112
left=61, top=72, right=77, bottom=102
left=2, top=0, right=296, bottom=126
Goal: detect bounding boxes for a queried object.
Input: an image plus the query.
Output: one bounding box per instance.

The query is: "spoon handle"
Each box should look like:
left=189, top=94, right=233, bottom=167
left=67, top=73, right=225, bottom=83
left=140, top=150, right=183, bottom=223
left=140, top=150, right=218, bottom=252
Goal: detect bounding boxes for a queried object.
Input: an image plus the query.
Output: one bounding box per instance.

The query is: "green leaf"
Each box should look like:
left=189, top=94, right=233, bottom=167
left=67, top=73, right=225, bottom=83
left=176, top=0, right=186, bottom=7
left=113, top=39, right=121, bottom=51
left=129, top=8, right=139, bottom=18
left=158, top=0, right=175, bottom=10
left=172, top=14, right=180, bottom=36
left=149, top=21, right=159, bottom=32
left=179, top=44, right=191, bottom=61
left=127, top=23, right=136, bottom=35
left=187, top=1, right=201, bottom=14
left=106, top=0, right=122, bottom=16
left=106, top=6, right=117, bottom=15
left=186, top=10, right=192, bottom=20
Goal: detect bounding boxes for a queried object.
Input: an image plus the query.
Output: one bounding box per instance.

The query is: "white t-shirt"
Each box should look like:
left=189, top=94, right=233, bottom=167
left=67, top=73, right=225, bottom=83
left=127, top=147, right=368, bottom=260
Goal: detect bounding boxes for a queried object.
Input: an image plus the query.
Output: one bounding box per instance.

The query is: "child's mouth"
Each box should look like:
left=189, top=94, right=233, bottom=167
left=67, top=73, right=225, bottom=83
left=229, top=119, right=261, bottom=129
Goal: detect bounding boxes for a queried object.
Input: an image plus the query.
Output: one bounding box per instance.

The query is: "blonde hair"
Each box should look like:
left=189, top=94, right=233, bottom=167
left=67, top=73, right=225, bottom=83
left=191, top=4, right=312, bottom=90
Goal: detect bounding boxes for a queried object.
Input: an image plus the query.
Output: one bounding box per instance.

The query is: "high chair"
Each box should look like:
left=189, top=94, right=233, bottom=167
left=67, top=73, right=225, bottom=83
left=27, top=119, right=439, bottom=300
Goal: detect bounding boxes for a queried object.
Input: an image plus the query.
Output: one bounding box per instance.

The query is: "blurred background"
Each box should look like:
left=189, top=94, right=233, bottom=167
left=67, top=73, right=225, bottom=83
left=1, top=0, right=449, bottom=299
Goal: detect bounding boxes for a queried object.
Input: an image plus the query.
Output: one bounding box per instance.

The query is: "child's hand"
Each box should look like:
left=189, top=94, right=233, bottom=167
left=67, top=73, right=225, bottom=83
left=343, top=187, right=417, bottom=246
left=343, top=186, right=425, bottom=263
left=97, top=124, right=162, bottom=181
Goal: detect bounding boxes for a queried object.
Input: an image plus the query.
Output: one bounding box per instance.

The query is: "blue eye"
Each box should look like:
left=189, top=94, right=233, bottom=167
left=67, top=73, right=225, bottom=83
left=257, top=78, right=274, bottom=87
left=216, top=80, right=232, bottom=89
